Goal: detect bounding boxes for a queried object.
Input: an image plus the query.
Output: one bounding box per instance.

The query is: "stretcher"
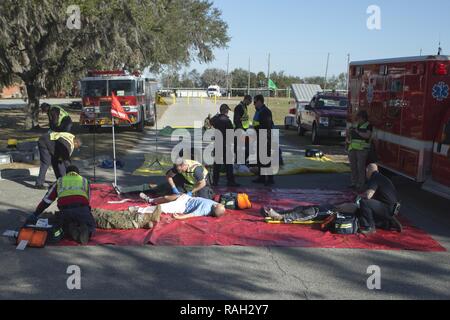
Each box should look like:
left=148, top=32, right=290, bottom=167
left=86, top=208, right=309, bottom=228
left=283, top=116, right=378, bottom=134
left=264, top=217, right=325, bottom=225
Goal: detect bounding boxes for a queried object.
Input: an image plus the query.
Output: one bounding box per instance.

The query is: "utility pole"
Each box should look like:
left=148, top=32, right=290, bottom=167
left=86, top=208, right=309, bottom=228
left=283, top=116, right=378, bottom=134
left=346, top=53, right=350, bottom=92
left=267, top=53, right=271, bottom=99
left=247, top=57, right=251, bottom=95
left=324, top=52, right=330, bottom=90
left=226, top=52, right=230, bottom=99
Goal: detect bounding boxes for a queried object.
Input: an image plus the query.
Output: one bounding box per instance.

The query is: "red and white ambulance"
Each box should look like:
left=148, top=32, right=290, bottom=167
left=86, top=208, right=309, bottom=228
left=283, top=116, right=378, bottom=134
left=80, top=70, right=158, bottom=132
left=348, top=55, right=450, bottom=199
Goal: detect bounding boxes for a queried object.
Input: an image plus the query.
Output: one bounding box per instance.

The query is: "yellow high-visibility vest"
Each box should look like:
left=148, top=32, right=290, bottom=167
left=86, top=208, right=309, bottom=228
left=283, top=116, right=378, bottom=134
left=51, top=106, right=70, bottom=127
left=57, top=172, right=89, bottom=200
left=349, top=122, right=371, bottom=151
left=241, top=105, right=250, bottom=130
left=50, top=132, right=75, bottom=155
left=181, top=160, right=209, bottom=186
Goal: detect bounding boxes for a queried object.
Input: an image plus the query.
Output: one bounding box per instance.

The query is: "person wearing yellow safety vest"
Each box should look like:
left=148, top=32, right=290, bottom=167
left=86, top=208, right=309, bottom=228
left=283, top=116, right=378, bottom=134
left=166, top=158, right=214, bottom=200
left=234, top=95, right=252, bottom=164
left=40, top=103, right=73, bottom=132
left=35, top=132, right=81, bottom=189
left=347, top=110, right=373, bottom=191
left=28, top=165, right=96, bottom=245
left=234, top=95, right=252, bottom=130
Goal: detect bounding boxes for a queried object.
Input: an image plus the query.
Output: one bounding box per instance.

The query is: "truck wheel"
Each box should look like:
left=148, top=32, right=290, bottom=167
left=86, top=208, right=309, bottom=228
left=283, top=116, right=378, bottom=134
left=297, top=121, right=305, bottom=136
left=148, top=117, right=156, bottom=127
left=136, top=109, right=145, bottom=132
left=312, top=123, right=320, bottom=145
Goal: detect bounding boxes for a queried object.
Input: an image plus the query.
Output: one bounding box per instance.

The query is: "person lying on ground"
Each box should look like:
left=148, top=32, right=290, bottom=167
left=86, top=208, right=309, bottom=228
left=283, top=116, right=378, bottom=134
left=135, top=193, right=226, bottom=220
left=263, top=189, right=402, bottom=234
left=262, top=203, right=355, bottom=223
left=91, top=206, right=161, bottom=230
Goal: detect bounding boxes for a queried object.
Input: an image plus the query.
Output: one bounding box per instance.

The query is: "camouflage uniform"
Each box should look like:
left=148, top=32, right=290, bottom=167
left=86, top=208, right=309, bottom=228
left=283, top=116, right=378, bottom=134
left=91, top=208, right=160, bottom=230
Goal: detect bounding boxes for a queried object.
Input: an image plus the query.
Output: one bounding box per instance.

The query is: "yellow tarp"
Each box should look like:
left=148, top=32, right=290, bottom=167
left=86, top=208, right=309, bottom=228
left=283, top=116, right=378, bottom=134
left=158, top=126, right=196, bottom=137
left=133, top=153, right=174, bottom=176
left=133, top=153, right=350, bottom=177
left=235, top=155, right=350, bottom=177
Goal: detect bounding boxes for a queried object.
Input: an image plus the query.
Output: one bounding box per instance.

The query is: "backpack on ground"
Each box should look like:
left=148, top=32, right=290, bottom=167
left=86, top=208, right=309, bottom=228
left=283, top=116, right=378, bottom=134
left=16, top=217, right=64, bottom=249
left=219, top=193, right=252, bottom=210
left=333, top=213, right=359, bottom=234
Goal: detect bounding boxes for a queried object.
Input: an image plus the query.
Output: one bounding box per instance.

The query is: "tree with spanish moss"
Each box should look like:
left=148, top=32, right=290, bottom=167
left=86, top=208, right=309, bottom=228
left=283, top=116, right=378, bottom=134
left=0, top=0, right=229, bottom=129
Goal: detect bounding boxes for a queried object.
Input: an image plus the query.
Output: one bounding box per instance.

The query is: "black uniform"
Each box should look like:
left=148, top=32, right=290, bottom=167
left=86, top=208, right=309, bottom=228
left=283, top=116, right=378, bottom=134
left=48, top=107, right=73, bottom=132
left=36, top=134, right=73, bottom=186
left=210, top=113, right=236, bottom=185
left=358, top=172, right=399, bottom=229
left=255, top=105, right=275, bottom=184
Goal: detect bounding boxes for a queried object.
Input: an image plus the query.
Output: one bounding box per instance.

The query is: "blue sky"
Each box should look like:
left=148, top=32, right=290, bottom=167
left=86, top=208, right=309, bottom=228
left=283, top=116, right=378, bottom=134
left=187, top=0, right=450, bottom=77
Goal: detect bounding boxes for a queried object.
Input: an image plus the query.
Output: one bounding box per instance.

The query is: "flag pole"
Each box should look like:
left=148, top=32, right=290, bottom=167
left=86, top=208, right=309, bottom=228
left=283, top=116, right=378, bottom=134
left=112, top=116, right=118, bottom=187
left=267, top=53, right=271, bottom=101
left=93, top=112, right=96, bottom=182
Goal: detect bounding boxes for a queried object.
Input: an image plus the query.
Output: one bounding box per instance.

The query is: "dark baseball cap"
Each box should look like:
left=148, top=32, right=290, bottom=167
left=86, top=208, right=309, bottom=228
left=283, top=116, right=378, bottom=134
left=220, top=104, right=231, bottom=113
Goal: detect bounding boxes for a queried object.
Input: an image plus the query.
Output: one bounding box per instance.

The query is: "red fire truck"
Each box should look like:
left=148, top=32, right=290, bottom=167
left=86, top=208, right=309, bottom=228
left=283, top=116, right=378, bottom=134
left=80, top=70, right=158, bottom=132
left=348, top=55, right=450, bottom=199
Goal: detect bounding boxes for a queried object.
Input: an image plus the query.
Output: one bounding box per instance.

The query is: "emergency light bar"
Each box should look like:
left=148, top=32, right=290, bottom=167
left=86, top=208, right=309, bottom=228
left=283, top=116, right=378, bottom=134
left=87, top=70, right=128, bottom=77
left=435, top=63, right=448, bottom=76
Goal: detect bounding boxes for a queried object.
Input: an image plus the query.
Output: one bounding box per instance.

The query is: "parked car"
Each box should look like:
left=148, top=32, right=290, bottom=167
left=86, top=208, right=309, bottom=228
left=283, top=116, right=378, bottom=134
left=69, top=101, right=82, bottom=109
left=207, top=85, right=222, bottom=97
left=297, top=92, right=348, bottom=144
left=284, top=102, right=309, bottom=129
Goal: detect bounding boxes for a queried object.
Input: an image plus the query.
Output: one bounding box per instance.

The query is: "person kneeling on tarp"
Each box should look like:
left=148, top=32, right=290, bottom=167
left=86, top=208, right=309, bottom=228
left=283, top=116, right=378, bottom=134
left=114, top=158, right=214, bottom=200
left=27, top=165, right=96, bottom=245
left=136, top=193, right=226, bottom=220
left=357, top=163, right=403, bottom=235
left=166, top=158, right=214, bottom=200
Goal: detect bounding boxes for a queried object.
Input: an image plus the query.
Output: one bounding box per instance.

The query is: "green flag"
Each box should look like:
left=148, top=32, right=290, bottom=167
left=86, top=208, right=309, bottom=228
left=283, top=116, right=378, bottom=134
left=268, top=79, right=278, bottom=90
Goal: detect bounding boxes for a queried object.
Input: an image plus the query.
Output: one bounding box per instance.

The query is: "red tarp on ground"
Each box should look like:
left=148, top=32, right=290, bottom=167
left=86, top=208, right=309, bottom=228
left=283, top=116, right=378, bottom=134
left=58, top=184, right=446, bottom=252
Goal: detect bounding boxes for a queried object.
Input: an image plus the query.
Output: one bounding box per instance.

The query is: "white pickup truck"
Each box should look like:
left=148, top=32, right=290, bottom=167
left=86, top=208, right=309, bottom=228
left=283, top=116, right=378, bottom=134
left=207, top=85, right=222, bottom=97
